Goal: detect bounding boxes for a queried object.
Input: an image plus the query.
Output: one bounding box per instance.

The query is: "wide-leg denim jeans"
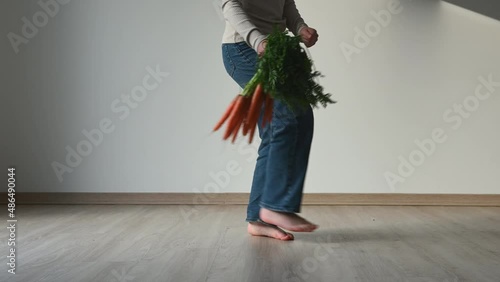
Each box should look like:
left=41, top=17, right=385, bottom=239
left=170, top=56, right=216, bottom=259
left=221, top=41, right=314, bottom=222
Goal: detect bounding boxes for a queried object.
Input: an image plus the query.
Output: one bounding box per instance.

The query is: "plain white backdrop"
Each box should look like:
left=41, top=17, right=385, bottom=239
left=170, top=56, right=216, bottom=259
left=1, top=0, right=499, bottom=194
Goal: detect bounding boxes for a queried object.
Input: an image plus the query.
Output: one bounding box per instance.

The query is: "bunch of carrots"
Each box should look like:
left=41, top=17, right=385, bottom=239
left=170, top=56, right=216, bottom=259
left=213, top=83, right=273, bottom=144
left=213, top=28, right=335, bottom=144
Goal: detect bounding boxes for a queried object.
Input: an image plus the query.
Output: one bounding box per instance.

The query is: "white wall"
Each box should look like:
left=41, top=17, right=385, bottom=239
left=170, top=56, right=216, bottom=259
left=1, top=0, right=499, bottom=194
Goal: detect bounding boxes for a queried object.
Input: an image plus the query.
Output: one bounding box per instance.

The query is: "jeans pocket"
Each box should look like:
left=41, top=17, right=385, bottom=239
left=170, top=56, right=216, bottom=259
left=234, top=42, right=258, bottom=67
left=222, top=44, right=236, bottom=78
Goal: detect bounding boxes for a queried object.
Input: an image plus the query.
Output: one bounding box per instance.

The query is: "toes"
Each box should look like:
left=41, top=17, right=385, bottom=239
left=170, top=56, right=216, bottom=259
left=248, top=222, right=295, bottom=240
left=279, top=232, right=294, bottom=241
left=270, top=228, right=292, bottom=240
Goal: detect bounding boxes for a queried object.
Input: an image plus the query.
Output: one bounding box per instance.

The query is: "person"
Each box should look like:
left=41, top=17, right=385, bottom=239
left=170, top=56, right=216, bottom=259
left=221, top=0, right=319, bottom=241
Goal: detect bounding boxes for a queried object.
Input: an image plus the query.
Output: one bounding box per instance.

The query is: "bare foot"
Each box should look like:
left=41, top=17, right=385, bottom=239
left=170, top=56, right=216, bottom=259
left=260, top=208, right=318, bottom=232
left=247, top=222, right=294, bottom=241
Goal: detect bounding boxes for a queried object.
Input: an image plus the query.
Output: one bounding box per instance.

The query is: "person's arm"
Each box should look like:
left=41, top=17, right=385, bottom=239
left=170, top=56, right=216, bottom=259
left=283, top=0, right=318, bottom=47
left=222, top=0, right=268, bottom=52
left=283, top=0, right=308, bottom=36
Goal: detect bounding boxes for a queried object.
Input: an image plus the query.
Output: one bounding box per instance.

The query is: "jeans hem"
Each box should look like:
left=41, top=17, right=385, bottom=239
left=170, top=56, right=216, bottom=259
left=259, top=202, right=300, bottom=214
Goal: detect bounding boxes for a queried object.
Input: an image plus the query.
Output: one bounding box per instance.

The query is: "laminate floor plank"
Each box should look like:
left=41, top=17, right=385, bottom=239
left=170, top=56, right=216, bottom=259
left=1, top=205, right=499, bottom=282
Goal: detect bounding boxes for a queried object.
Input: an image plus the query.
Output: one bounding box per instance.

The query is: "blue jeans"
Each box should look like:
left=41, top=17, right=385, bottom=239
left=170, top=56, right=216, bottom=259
left=221, top=42, right=314, bottom=222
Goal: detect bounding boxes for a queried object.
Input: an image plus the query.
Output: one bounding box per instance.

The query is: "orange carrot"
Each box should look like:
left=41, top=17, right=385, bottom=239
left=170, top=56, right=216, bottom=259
left=242, top=109, right=251, bottom=136
left=231, top=122, right=241, bottom=143
left=231, top=97, right=250, bottom=143
left=248, top=121, right=256, bottom=144
left=251, top=94, right=265, bottom=135
left=242, top=111, right=249, bottom=136
left=242, top=97, right=252, bottom=135
left=223, top=95, right=244, bottom=140
left=213, top=96, right=237, bottom=132
left=242, top=86, right=261, bottom=136
left=242, top=120, right=249, bottom=136
left=246, top=84, right=265, bottom=136
left=262, top=95, right=273, bottom=127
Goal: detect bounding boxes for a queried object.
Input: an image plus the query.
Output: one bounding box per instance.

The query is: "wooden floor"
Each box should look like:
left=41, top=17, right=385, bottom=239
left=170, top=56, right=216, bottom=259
left=1, top=205, right=500, bottom=282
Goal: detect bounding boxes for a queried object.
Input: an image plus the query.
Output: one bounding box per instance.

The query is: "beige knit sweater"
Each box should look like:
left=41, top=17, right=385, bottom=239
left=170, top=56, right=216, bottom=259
left=221, top=0, right=308, bottom=51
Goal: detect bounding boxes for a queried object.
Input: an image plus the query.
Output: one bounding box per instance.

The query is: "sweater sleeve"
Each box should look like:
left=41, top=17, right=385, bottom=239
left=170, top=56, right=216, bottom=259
left=283, top=0, right=308, bottom=36
left=222, top=0, right=268, bottom=51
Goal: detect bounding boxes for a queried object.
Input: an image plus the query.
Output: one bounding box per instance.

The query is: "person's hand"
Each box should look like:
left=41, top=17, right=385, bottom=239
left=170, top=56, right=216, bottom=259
left=257, top=40, right=267, bottom=56
left=300, top=27, right=318, bottom=48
